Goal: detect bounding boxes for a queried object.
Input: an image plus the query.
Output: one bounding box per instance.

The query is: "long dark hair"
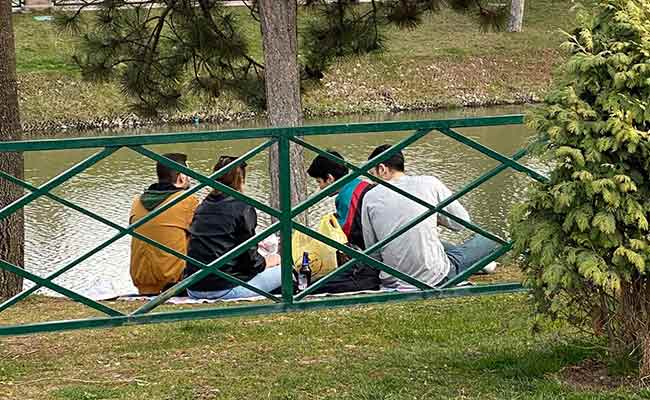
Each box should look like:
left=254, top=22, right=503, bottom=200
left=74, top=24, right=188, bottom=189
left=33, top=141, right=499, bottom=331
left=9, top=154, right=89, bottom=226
left=212, top=156, right=247, bottom=195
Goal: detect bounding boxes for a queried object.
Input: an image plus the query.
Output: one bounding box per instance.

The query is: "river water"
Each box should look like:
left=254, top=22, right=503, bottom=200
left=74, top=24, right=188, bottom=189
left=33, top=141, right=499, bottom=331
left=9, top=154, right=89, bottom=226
left=21, top=105, right=544, bottom=298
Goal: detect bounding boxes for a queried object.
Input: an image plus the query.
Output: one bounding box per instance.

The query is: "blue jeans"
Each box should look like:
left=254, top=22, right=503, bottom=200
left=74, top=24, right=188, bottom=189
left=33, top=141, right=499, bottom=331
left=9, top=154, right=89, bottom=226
left=187, top=267, right=282, bottom=300
left=442, top=235, right=500, bottom=280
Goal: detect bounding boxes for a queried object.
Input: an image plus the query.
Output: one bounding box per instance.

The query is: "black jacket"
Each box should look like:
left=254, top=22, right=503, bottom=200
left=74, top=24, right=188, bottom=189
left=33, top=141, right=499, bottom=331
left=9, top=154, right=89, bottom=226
left=184, top=192, right=266, bottom=291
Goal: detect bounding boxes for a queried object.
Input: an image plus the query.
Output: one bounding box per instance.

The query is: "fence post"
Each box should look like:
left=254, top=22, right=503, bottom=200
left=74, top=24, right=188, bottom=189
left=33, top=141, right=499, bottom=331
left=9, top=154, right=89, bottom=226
left=278, top=134, right=294, bottom=304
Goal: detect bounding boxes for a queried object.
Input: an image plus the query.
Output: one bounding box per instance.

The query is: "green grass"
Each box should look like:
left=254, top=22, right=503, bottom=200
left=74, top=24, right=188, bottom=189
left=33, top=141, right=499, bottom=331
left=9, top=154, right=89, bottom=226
left=12, top=1, right=582, bottom=73
left=0, top=294, right=647, bottom=399
left=13, top=15, right=78, bottom=74
left=12, top=1, right=594, bottom=128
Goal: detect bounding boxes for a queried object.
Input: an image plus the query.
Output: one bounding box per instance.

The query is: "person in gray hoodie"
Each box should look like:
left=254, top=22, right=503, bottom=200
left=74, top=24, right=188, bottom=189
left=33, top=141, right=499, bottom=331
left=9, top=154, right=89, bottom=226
left=361, top=145, right=498, bottom=289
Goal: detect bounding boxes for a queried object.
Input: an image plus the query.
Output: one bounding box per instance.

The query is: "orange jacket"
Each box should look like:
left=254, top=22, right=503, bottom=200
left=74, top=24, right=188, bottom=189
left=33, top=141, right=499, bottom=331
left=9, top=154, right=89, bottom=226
left=129, top=191, right=199, bottom=295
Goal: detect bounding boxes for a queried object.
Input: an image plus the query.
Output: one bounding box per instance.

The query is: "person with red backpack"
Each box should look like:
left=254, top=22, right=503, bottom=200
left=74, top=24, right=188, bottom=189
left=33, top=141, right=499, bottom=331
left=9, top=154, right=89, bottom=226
left=307, top=150, right=374, bottom=249
left=306, top=151, right=380, bottom=293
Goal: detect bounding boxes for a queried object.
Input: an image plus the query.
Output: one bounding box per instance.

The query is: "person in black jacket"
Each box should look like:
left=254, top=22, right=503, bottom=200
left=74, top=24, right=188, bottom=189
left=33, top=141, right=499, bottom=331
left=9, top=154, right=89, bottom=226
left=185, top=156, right=281, bottom=299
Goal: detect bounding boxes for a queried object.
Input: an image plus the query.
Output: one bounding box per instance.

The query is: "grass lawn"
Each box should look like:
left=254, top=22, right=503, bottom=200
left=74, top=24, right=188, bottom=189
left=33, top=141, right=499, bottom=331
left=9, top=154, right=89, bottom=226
left=1, top=293, right=648, bottom=400
left=12, top=1, right=593, bottom=128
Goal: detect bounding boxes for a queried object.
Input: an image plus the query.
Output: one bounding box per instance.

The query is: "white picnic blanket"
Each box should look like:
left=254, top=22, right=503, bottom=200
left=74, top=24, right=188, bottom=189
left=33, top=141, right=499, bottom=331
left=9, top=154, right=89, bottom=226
left=116, top=288, right=402, bottom=304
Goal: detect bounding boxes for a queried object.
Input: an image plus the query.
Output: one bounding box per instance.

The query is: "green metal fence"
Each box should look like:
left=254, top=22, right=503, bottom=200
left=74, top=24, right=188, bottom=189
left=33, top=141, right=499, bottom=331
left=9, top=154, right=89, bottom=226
left=0, top=115, right=546, bottom=336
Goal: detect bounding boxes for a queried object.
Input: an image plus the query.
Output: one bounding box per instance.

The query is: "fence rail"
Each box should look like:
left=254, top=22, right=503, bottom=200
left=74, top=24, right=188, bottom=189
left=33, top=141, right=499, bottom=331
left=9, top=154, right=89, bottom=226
left=0, top=114, right=544, bottom=336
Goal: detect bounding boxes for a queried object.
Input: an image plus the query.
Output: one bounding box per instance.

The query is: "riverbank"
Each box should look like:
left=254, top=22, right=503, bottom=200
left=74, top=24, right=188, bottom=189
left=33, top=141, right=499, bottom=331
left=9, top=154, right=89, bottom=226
left=13, top=1, right=586, bottom=134
left=1, top=294, right=644, bottom=399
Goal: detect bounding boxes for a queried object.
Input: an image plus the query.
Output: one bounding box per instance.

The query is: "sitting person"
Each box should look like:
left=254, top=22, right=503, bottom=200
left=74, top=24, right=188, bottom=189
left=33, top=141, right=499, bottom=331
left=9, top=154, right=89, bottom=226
left=184, top=156, right=281, bottom=299
left=361, top=145, right=498, bottom=289
left=307, top=151, right=381, bottom=293
left=130, top=153, right=199, bottom=295
left=307, top=150, right=375, bottom=249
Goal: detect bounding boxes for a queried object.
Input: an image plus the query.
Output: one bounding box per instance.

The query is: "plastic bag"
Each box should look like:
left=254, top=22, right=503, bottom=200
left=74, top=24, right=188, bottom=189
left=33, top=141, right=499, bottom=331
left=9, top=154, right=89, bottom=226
left=292, top=214, right=348, bottom=278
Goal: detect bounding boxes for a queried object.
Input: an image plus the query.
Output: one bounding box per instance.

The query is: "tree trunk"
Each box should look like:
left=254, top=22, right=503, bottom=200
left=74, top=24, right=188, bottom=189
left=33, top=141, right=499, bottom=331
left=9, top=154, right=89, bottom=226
left=638, top=279, right=650, bottom=378
left=258, top=0, right=308, bottom=221
left=507, top=0, right=525, bottom=33
left=641, top=333, right=650, bottom=379
left=615, top=276, right=650, bottom=376
left=0, top=0, right=24, bottom=299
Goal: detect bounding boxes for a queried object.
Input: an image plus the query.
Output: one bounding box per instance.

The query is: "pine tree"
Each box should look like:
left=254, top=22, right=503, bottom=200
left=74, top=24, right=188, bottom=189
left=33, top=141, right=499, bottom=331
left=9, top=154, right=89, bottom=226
left=58, top=0, right=508, bottom=114
left=510, top=0, right=650, bottom=376
left=57, top=0, right=508, bottom=209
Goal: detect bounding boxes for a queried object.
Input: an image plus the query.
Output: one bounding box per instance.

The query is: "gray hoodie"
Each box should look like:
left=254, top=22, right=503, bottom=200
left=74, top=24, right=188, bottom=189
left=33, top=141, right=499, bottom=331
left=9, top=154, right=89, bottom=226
left=361, top=175, right=470, bottom=289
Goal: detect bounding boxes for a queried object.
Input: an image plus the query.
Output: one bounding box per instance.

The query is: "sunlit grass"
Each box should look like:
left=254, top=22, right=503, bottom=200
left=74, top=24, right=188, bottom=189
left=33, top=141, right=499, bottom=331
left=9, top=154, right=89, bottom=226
left=3, top=294, right=644, bottom=400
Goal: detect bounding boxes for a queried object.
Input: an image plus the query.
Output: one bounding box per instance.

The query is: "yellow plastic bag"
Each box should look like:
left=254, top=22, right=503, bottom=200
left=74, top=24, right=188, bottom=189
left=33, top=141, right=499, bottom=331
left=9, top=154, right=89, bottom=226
left=292, top=214, right=348, bottom=279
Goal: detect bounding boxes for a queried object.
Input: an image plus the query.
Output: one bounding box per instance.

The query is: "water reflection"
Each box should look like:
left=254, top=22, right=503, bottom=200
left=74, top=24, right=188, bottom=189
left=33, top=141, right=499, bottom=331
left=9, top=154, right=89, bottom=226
left=22, top=106, right=542, bottom=298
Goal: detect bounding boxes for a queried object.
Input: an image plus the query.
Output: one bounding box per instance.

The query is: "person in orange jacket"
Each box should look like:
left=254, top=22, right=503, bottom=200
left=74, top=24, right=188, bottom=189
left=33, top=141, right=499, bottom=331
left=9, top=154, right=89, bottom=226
left=129, top=153, right=199, bottom=295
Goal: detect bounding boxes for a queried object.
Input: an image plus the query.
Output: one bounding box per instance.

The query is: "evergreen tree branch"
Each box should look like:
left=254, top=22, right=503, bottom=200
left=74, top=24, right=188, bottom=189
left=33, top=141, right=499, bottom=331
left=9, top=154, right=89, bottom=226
left=64, top=0, right=508, bottom=114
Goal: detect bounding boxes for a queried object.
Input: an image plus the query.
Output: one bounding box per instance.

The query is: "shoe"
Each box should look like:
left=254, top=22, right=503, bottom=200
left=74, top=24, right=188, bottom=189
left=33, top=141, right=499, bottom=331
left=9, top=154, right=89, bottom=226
left=481, top=261, right=498, bottom=274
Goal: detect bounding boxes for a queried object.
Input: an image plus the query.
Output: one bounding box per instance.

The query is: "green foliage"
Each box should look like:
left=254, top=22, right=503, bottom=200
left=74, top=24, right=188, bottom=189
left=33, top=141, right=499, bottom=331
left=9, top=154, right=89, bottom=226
left=57, top=2, right=265, bottom=114
left=59, top=0, right=509, bottom=115
left=300, top=1, right=386, bottom=80
left=510, top=0, right=650, bottom=366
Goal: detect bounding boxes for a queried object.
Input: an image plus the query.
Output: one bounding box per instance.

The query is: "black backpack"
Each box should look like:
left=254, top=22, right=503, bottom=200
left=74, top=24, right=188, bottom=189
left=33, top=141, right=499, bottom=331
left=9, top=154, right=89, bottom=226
left=312, top=244, right=381, bottom=294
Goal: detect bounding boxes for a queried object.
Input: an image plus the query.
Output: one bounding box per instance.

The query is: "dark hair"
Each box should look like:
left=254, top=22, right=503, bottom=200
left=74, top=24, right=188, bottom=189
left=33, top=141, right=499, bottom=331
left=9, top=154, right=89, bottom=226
left=213, top=155, right=247, bottom=193
left=368, top=145, right=405, bottom=172
left=307, top=150, right=348, bottom=181
left=157, top=153, right=188, bottom=183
